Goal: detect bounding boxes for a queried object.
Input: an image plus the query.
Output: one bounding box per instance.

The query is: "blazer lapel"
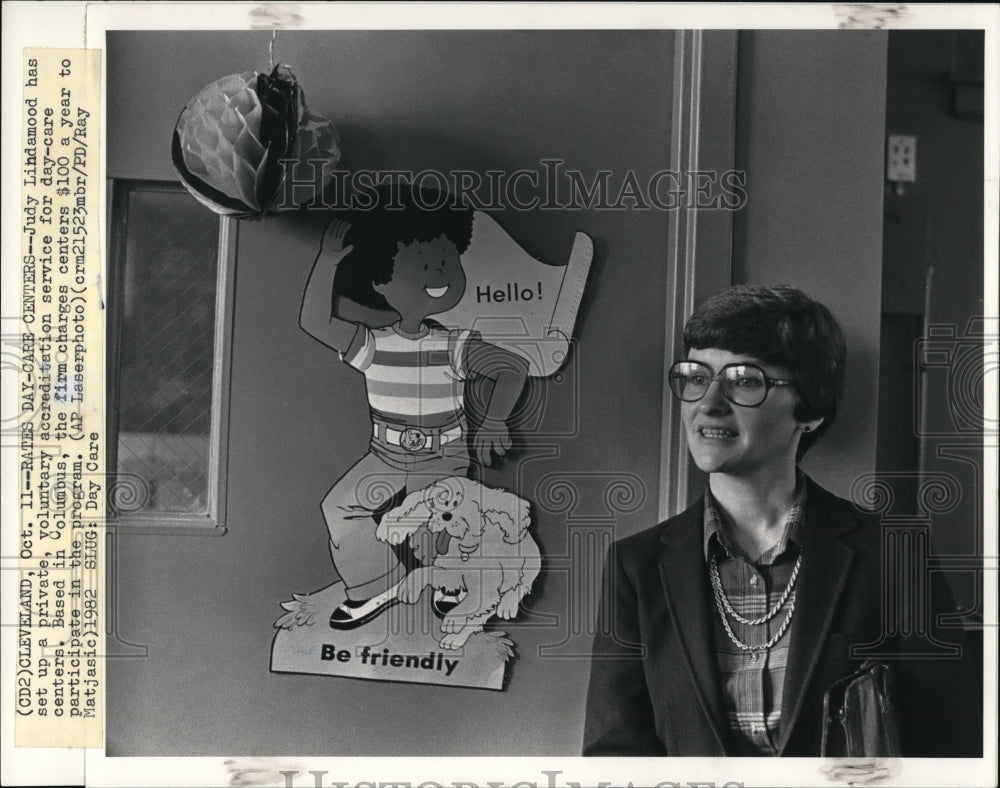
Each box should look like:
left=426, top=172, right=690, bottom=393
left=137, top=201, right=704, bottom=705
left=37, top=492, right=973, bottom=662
left=776, top=480, right=858, bottom=754
left=658, top=502, right=729, bottom=752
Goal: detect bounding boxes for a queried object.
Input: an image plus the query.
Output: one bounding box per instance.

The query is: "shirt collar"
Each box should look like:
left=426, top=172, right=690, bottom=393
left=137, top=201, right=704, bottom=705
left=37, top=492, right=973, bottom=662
left=702, top=470, right=807, bottom=564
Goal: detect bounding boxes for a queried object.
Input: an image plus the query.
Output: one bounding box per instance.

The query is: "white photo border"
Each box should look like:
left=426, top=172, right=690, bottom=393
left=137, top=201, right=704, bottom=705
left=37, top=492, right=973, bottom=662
left=2, top=3, right=997, bottom=787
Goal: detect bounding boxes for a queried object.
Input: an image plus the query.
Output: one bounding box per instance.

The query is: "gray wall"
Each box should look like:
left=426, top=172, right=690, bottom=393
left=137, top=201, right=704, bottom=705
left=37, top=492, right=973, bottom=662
left=732, top=30, right=889, bottom=497
left=106, top=29, right=892, bottom=756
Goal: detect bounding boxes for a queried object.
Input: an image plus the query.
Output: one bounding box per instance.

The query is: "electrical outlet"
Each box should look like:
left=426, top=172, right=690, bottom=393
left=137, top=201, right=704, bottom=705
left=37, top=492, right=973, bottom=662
left=887, top=135, right=917, bottom=182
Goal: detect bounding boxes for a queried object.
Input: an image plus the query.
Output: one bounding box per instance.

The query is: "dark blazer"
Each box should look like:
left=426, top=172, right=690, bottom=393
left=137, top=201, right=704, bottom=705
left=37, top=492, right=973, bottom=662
left=583, top=476, right=981, bottom=757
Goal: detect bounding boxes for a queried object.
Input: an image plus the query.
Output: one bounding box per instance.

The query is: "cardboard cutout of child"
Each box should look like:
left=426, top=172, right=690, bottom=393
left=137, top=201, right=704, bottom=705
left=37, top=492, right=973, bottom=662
left=299, top=186, right=529, bottom=630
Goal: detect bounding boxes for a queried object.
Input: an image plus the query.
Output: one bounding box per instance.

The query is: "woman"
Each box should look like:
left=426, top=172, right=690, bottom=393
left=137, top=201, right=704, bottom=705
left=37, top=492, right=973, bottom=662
left=583, top=285, right=980, bottom=757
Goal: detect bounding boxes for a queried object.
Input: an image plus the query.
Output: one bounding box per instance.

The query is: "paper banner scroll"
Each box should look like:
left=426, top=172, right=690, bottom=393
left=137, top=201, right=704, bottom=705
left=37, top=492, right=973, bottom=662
left=435, top=211, right=592, bottom=378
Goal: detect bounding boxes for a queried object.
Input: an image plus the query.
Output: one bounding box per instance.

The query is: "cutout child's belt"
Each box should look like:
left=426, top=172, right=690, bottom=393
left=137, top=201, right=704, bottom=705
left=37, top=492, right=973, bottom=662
left=373, top=421, right=464, bottom=453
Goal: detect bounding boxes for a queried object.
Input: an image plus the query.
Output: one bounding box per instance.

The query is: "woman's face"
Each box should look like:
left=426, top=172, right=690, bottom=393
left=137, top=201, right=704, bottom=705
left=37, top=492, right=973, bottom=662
left=680, top=347, right=815, bottom=481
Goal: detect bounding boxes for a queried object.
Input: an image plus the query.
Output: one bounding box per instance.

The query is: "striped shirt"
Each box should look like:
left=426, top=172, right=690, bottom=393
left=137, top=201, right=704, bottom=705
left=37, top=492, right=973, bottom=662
left=343, top=323, right=476, bottom=428
left=702, top=479, right=806, bottom=756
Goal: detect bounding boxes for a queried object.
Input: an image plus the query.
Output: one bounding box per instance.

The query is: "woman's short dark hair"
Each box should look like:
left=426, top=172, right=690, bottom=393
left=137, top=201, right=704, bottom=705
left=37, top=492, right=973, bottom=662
left=332, top=184, right=474, bottom=310
left=682, top=284, right=847, bottom=457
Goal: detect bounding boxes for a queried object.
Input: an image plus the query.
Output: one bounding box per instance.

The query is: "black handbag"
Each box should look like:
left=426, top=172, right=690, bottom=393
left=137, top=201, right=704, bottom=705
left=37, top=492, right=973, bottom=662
left=821, top=661, right=902, bottom=757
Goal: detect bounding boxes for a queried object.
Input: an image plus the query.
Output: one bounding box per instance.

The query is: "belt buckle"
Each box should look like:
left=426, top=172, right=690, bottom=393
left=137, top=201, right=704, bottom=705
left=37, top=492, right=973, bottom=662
left=399, top=427, right=427, bottom=452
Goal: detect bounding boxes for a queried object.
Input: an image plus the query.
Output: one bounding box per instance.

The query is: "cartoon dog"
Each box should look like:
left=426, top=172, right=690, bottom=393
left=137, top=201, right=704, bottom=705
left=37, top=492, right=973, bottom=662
left=376, top=477, right=541, bottom=649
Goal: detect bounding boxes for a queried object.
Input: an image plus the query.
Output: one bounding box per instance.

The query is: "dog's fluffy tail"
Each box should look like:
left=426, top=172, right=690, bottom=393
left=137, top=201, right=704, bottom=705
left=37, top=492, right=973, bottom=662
left=480, top=630, right=516, bottom=662
left=273, top=593, right=320, bottom=629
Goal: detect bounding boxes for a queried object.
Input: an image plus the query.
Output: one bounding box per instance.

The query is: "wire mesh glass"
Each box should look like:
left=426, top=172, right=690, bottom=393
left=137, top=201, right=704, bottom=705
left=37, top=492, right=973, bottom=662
left=114, top=188, right=220, bottom=515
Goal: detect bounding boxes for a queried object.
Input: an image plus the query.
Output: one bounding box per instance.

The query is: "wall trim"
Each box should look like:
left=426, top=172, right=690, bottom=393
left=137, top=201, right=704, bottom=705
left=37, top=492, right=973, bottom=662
left=658, top=30, right=738, bottom=521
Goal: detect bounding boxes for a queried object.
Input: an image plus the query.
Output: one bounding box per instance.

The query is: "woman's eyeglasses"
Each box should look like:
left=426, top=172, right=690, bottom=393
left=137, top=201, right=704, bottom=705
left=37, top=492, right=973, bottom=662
left=668, top=361, right=796, bottom=408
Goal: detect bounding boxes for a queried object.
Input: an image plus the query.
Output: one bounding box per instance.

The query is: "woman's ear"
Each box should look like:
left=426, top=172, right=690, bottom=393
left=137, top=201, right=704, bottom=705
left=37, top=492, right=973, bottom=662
left=800, top=417, right=824, bottom=435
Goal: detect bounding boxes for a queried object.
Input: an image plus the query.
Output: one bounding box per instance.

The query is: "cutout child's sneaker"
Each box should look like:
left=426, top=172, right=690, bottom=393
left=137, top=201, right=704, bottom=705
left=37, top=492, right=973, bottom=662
left=329, top=584, right=401, bottom=630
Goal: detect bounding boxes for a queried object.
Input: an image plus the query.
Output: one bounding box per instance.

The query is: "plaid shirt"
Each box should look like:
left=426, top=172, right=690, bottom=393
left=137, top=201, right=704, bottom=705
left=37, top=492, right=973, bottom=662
left=702, top=478, right=806, bottom=756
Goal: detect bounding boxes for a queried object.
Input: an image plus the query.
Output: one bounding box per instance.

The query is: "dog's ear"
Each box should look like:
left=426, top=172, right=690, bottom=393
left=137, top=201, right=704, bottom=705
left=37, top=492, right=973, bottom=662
left=516, top=497, right=532, bottom=539
left=408, top=523, right=437, bottom=565
left=482, top=509, right=518, bottom=542
left=377, top=487, right=434, bottom=544
left=479, top=486, right=531, bottom=544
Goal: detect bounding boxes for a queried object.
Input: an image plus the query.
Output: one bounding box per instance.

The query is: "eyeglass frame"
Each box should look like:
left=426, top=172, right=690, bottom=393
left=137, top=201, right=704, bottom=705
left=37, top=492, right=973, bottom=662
left=667, top=359, right=797, bottom=408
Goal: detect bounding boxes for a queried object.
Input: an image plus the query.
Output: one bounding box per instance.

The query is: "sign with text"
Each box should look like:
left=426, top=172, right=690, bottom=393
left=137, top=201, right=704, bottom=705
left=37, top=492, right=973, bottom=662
left=271, top=582, right=511, bottom=690
left=436, top=211, right=592, bottom=378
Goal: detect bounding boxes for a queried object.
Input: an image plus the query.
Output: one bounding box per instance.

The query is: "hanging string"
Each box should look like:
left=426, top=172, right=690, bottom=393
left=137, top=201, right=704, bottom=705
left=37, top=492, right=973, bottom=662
left=269, top=29, right=277, bottom=71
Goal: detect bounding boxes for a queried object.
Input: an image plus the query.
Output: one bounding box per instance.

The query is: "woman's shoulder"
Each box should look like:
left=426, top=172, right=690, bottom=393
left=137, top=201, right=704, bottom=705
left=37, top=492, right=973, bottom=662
left=802, top=475, right=882, bottom=527
left=611, top=497, right=704, bottom=563
left=801, top=474, right=887, bottom=561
